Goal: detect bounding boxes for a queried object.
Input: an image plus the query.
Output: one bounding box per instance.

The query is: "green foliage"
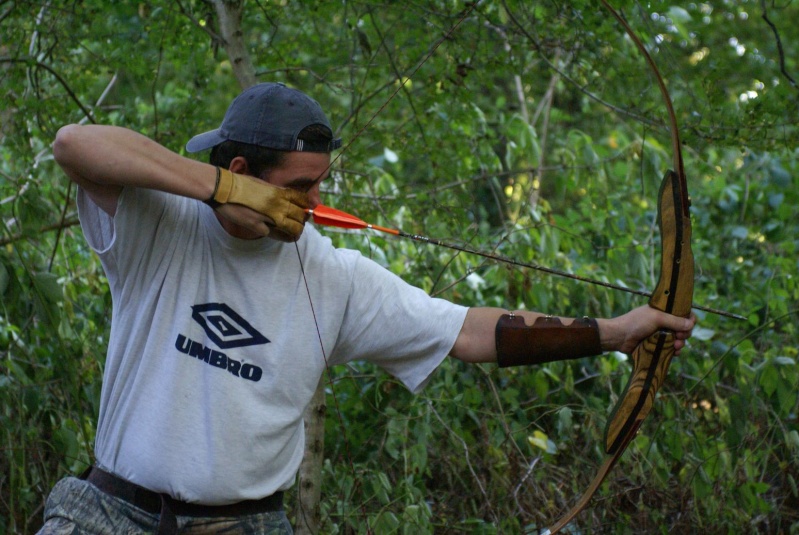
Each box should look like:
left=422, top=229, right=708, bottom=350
left=2, top=0, right=798, bottom=533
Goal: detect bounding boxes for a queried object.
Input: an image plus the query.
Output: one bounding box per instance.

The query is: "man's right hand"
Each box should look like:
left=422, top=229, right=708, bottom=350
left=210, top=169, right=310, bottom=240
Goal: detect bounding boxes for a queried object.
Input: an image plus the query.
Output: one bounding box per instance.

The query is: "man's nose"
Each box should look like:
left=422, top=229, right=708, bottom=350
left=308, top=187, right=322, bottom=209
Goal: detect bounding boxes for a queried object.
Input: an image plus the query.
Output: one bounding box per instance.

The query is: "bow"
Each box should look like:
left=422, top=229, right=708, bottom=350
left=543, top=2, right=695, bottom=532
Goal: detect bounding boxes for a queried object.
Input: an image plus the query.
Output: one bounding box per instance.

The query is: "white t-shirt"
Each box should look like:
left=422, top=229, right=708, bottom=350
left=78, top=186, right=468, bottom=505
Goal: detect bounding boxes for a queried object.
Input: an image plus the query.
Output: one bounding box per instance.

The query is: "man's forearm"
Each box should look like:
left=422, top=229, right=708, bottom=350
left=450, top=305, right=696, bottom=365
left=451, top=307, right=593, bottom=364
left=53, top=124, right=215, bottom=208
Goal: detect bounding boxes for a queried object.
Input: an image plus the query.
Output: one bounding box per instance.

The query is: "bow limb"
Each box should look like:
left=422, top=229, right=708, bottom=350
left=544, top=3, right=694, bottom=533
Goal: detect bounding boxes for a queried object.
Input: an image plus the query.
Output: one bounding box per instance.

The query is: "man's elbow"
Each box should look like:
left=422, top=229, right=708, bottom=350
left=450, top=333, right=496, bottom=364
left=52, top=124, right=81, bottom=168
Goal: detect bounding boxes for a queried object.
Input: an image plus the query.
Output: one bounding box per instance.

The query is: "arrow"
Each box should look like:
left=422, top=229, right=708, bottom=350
left=307, top=205, right=744, bottom=321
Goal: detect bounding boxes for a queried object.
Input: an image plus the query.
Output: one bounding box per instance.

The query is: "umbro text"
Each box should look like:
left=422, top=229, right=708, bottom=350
left=175, top=334, right=263, bottom=382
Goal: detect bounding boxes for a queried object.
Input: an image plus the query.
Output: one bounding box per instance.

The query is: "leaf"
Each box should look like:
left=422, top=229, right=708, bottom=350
left=667, top=6, right=692, bottom=22
left=691, top=326, right=715, bottom=341
left=691, top=467, right=713, bottom=499
left=768, top=193, right=784, bottom=209
left=564, top=363, right=574, bottom=395
left=372, top=472, right=392, bottom=504
left=53, top=424, right=79, bottom=463
left=527, top=430, right=557, bottom=454
left=768, top=162, right=791, bottom=187
left=786, top=430, right=799, bottom=452
left=556, top=406, right=573, bottom=437
left=730, top=226, right=749, bottom=239
left=31, top=272, right=62, bottom=304
left=714, top=394, right=731, bottom=426
left=372, top=511, right=399, bottom=532
left=383, top=147, right=399, bottom=163
left=759, top=364, right=779, bottom=397
left=31, top=271, right=63, bottom=325
left=533, top=369, right=549, bottom=401
left=356, top=28, right=372, bottom=56
left=0, top=262, right=8, bottom=296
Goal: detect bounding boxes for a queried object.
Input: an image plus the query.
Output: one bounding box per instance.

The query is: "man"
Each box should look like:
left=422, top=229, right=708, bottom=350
left=40, top=82, right=695, bottom=534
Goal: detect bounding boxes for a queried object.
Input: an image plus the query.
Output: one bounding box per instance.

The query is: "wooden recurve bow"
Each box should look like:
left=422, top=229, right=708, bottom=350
left=543, top=2, right=695, bottom=533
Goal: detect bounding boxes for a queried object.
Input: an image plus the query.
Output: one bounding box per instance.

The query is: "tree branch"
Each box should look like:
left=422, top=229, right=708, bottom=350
left=175, top=0, right=225, bottom=45
left=0, top=56, right=96, bottom=124
left=760, top=0, right=799, bottom=92
left=498, top=1, right=664, bottom=130
left=0, top=217, right=80, bottom=248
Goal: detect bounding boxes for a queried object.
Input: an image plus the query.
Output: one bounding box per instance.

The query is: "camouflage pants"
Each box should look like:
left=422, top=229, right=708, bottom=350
left=38, top=477, right=293, bottom=535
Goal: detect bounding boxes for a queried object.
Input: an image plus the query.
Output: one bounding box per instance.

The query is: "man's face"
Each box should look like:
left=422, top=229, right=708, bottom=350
left=216, top=150, right=331, bottom=242
left=263, top=151, right=331, bottom=209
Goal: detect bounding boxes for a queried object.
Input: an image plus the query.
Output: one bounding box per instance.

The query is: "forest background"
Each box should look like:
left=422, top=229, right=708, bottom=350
left=1, top=1, right=798, bottom=533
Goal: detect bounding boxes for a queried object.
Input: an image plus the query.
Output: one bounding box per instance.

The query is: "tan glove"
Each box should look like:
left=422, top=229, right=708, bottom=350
left=207, top=167, right=309, bottom=239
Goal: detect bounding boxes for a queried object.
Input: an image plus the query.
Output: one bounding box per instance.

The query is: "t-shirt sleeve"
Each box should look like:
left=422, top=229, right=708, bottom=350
left=77, top=186, right=174, bottom=256
left=76, top=187, right=118, bottom=255
left=329, top=255, right=469, bottom=393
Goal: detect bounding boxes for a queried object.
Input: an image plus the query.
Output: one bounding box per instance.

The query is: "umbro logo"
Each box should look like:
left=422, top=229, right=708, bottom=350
left=190, top=303, right=270, bottom=349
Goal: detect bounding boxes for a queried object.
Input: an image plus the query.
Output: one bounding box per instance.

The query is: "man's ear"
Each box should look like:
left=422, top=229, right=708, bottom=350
left=228, top=156, right=250, bottom=176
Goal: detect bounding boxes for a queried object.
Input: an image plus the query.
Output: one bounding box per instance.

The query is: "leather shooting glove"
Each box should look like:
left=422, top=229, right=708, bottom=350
left=206, top=167, right=310, bottom=240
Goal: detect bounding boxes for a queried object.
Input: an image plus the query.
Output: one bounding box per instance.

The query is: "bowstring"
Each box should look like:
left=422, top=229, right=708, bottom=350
left=294, top=2, right=483, bottom=529
left=294, top=242, right=370, bottom=530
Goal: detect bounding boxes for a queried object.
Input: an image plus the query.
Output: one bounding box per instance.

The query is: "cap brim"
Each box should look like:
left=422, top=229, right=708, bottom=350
left=185, top=129, right=226, bottom=153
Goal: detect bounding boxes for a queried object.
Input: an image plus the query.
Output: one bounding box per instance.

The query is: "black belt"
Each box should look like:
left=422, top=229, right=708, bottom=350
left=84, top=466, right=283, bottom=535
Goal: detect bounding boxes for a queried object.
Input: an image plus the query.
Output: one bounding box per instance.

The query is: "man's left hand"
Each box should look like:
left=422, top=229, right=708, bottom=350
left=598, top=305, right=697, bottom=355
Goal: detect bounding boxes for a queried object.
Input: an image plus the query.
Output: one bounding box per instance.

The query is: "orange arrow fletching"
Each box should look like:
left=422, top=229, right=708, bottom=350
left=307, top=205, right=399, bottom=235
left=308, top=205, right=368, bottom=230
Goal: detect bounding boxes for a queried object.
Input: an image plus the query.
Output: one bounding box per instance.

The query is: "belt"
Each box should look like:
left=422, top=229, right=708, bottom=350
left=85, top=466, right=283, bottom=535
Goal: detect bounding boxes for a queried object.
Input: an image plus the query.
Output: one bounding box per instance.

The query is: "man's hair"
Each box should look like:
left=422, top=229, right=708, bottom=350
left=208, top=124, right=335, bottom=179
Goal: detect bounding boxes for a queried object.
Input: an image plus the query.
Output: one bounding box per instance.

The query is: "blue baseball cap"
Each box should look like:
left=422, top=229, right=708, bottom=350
left=186, top=82, right=341, bottom=153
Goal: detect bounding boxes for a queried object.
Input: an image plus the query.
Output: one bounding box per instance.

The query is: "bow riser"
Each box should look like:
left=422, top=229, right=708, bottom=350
left=650, top=170, right=694, bottom=317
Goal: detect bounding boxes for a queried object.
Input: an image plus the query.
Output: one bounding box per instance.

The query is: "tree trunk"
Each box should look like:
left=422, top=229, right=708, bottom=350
left=295, top=377, right=326, bottom=535
left=211, top=0, right=257, bottom=89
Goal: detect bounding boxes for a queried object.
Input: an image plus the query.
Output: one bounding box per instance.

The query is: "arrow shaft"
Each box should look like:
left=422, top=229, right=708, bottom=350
left=308, top=207, right=743, bottom=320
left=392, top=229, right=740, bottom=320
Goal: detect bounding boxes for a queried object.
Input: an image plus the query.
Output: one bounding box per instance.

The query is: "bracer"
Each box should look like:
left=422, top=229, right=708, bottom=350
left=495, top=314, right=602, bottom=368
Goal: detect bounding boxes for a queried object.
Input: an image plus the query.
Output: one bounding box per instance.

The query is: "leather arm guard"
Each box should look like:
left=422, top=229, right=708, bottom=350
left=495, top=314, right=603, bottom=368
